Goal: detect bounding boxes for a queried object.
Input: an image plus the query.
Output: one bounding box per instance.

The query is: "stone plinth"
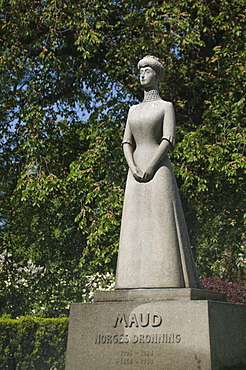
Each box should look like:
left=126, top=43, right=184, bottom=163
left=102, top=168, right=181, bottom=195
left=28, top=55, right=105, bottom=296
left=65, top=289, right=246, bottom=370
left=94, top=288, right=226, bottom=303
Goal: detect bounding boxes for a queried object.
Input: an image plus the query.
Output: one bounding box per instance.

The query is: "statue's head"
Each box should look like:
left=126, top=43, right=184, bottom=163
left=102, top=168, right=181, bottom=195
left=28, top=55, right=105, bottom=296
left=137, top=55, right=165, bottom=83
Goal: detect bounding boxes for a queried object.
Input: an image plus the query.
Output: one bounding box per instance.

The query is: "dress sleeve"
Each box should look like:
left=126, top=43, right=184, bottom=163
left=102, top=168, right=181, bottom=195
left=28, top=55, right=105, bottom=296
left=122, top=107, right=134, bottom=147
left=162, top=102, right=176, bottom=147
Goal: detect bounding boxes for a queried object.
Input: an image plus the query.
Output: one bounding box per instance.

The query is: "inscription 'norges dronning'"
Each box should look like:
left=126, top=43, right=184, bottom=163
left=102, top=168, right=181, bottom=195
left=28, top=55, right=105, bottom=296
left=113, top=313, right=162, bottom=328
left=95, top=333, right=181, bottom=345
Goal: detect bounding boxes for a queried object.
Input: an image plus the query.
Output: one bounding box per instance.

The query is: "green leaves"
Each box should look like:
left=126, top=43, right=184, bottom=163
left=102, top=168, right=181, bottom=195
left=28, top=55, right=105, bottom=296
left=0, top=0, right=245, bottom=318
left=0, top=316, right=68, bottom=369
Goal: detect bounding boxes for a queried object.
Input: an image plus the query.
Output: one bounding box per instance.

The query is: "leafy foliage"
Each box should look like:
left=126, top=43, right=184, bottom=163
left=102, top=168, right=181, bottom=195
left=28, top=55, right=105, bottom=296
left=0, top=315, right=68, bottom=369
left=0, top=0, right=245, bottom=316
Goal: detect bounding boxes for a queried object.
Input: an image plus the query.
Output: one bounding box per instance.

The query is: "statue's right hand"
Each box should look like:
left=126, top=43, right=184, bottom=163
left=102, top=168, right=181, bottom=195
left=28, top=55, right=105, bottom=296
left=131, top=166, right=143, bottom=182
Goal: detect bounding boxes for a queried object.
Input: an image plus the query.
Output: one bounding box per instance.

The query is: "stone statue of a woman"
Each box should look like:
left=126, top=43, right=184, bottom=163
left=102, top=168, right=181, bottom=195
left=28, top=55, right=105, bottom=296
left=115, top=55, right=202, bottom=289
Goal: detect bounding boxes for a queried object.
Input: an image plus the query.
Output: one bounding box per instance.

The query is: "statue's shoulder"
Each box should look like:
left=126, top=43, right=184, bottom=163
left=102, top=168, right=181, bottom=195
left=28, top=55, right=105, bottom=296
left=128, top=103, right=140, bottom=114
left=130, top=103, right=141, bottom=109
left=158, top=100, right=174, bottom=114
left=159, top=99, right=173, bottom=107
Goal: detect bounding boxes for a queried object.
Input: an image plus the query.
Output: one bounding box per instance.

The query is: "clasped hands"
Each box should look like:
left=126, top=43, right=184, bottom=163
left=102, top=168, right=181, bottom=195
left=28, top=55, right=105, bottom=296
left=131, top=165, right=155, bottom=182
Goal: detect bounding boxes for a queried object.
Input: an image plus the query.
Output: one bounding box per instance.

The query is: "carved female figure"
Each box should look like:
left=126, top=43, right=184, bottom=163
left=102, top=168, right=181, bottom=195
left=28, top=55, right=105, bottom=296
left=115, top=55, right=201, bottom=289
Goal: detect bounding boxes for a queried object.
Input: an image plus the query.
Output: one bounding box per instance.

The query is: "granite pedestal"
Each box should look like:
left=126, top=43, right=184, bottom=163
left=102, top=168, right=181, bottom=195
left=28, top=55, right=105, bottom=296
left=65, top=289, right=246, bottom=370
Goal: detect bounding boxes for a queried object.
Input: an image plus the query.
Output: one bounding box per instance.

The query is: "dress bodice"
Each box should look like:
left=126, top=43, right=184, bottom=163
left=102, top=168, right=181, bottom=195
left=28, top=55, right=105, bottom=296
left=128, top=101, right=164, bottom=147
left=123, top=99, right=176, bottom=169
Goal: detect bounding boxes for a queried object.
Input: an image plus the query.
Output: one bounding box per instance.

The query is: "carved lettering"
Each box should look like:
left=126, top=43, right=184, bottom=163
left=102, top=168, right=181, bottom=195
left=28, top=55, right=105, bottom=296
left=113, top=314, right=128, bottom=328
left=145, top=334, right=151, bottom=343
left=131, top=333, right=181, bottom=344
left=167, top=334, right=174, bottom=343
left=95, top=334, right=130, bottom=344
left=176, top=334, right=181, bottom=343
left=139, top=334, right=145, bottom=343
left=139, top=313, right=150, bottom=327
left=128, top=314, right=139, bottom=328
left=107, top=335, right=112, bottom=344
left=119, top=334, right=124, bottom=343
left=152, top=314, right=162, bottom=327
left=113, top=312, right=162, bottom=328
left=95, top=333, right=181, bottom=345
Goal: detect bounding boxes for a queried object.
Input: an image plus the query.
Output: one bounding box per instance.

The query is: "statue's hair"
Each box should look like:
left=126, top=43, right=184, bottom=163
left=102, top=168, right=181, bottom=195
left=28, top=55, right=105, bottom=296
left=138, top=55, right=165, bottom=81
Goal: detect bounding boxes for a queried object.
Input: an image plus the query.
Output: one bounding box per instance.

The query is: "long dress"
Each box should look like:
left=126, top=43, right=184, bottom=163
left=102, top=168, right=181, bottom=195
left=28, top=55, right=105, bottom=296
left=115, top=99, right=202, bottom=289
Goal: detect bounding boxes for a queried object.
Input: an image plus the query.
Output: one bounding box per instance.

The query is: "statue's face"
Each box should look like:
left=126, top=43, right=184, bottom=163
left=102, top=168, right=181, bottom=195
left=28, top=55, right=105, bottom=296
left=140, top=66, right=157, bottom=87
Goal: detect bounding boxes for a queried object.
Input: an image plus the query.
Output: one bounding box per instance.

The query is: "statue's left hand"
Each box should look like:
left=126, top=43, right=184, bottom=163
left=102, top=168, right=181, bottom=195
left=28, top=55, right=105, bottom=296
left=142, top=166, right=155, bottom=182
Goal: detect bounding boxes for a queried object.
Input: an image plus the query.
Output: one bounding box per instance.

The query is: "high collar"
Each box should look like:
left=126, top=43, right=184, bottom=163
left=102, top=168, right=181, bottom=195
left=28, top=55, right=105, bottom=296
left=143, top=88, right=161, bottom=102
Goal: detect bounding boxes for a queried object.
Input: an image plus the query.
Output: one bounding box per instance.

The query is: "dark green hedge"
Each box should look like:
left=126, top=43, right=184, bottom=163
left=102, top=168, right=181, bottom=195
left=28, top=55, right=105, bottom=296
left=0, top=315, right=69, bottom=370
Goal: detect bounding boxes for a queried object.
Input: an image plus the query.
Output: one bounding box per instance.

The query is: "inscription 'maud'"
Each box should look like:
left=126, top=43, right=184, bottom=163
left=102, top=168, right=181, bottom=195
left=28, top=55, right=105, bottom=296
left=113, top=313, right=162, bottom=328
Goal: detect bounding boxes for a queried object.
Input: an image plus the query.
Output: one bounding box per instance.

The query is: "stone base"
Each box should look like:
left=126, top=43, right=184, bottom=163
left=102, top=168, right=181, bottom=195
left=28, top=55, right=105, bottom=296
left=94, top=287, right=227, bottom=302
left=65, top=289, right=246, bottom=370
